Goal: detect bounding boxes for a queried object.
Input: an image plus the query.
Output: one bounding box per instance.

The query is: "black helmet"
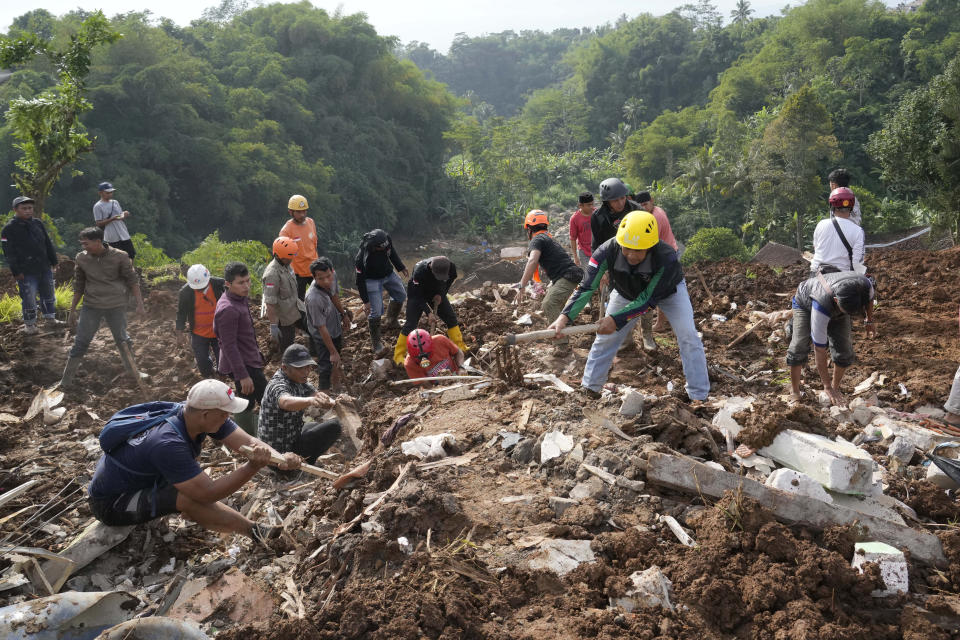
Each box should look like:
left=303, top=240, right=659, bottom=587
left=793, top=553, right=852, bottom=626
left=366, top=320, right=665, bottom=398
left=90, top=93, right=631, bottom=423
left=599, top=178, right=628, bottom=201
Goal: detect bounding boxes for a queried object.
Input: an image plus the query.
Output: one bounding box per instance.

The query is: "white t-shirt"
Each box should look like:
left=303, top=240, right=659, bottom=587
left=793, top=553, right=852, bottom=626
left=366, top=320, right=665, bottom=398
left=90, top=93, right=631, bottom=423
left=810, top=216, right=864, bottom=273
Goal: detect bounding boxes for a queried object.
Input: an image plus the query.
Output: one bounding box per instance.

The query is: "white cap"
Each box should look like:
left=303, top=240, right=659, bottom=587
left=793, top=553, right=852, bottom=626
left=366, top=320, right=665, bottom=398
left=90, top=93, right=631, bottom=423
left=186, top=264, right=211, bottom=290
left=186, top=379, right=248, bottom=413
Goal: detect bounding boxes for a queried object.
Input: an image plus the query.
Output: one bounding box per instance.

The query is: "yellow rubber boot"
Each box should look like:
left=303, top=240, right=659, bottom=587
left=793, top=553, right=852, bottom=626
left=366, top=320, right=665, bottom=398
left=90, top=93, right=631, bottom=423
left=393, top=332, right=408, bottom=366
left=447, top=325, right=468, bottom=353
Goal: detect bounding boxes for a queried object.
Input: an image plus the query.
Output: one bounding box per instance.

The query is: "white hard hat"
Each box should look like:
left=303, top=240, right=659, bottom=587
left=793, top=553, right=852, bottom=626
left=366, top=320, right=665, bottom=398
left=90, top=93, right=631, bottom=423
left=186, top=264, right=210, bottom=290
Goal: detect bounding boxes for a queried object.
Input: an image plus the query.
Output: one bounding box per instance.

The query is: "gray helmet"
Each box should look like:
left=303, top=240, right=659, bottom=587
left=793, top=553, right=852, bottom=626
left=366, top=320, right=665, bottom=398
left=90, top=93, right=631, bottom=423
left=599, top=178, right=628, bottom=201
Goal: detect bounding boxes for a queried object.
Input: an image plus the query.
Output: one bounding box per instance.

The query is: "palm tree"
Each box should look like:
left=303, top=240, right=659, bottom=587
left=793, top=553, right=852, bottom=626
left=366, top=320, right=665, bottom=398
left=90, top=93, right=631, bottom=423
left=730, top=0, right=754, bottom=26
left=678, top=146, right=720, bottom=225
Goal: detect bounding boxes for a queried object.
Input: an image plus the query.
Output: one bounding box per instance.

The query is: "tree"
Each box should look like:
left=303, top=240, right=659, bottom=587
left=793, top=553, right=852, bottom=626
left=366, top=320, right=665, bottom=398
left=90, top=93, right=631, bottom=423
left=730, top=0, right=754, bottom=27
left=0, top=12, right=120, bottom=215
left=678, top=145, right=720, bottom=225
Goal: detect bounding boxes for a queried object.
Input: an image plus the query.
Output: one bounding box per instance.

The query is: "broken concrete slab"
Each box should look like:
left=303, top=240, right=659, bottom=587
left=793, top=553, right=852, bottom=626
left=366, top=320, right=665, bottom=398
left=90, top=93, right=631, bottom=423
left=887, top=436, right=916, bottom=464
left=851, top=541, right=909, bottom=596
left=527, top=539, right=595, bottom=576
left=168, top=567, right=273, bottom=626
left=759, top=430, right=876, bottom=495
left=926, top=460, right=960, bottom=490
left=570, top=476, right=608, bottom=501
left=868, top=414, right=951, bottom=452
left=609, top=566, right=675, bottom=612
left=825, top=491, right=907, bottom=526
left=0, top=590, right=141, bottom=640
left=540, top=431, right=574, bottom=463
left=619, top=390, right=644, bottom=417
left=765, top=468, right=833, bottom=503
left=645, top=452, right=947, bottom=567
left=401, top=433, right=455, bottom=460
left=548, top=496, right=579, bottom=518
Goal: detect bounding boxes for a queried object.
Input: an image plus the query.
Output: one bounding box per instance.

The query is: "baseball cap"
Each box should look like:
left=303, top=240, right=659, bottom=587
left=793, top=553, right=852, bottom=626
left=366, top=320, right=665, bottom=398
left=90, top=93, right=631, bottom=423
left=186, top=379, right=248, bottom=413
left=12, top=196, right=35, bottom=208
left=97, top=182, right=116, bottom=192
left=282, top=344, right=317, bottom=368
left=430, top=256, right=451, bottom=281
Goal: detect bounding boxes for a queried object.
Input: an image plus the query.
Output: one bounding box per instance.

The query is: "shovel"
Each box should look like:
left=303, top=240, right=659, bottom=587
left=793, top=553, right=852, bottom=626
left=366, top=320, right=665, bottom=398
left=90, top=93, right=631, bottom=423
left=237, top=445, right=338, bottom=480
left=502, top=323, right=599, bottom=346
left=925, top=442, right=960, bottom=486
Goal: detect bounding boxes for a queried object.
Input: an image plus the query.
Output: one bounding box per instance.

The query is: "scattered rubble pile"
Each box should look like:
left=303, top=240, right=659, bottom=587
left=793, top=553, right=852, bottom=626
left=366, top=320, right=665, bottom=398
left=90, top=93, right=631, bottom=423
left=1, top=248, right=960, bottom=638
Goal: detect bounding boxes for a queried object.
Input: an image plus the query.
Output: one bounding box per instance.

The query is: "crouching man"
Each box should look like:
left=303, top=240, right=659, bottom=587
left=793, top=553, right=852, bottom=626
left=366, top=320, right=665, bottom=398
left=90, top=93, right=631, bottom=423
left=87, top=379, right=299, bottom=544
left=787, top=271, right=876, bottom=407
left=258, top=344, right=343, bottom=467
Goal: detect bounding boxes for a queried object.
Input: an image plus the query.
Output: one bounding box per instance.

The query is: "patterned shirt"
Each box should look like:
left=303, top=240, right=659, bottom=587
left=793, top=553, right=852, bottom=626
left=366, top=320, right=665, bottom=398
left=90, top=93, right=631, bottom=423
left=257, top=369, right=315, bottom=453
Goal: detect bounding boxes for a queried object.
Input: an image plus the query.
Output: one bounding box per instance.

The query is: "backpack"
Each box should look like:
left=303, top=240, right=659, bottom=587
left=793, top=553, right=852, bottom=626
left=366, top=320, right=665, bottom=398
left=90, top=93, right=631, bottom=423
left=99, top=401, right=183, bottom=454
left=356, top=229, right=390, bottom=271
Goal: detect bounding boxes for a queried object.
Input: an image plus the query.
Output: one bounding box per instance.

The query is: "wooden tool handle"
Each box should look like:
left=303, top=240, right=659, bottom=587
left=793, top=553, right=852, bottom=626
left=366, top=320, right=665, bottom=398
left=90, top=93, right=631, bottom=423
left=504, top=323, right=599, bottom=345
left=238, top=445, right=339, bottom=480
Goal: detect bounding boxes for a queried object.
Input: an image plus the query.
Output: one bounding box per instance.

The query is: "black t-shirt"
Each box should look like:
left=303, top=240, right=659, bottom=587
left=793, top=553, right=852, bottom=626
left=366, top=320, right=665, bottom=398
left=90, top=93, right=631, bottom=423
left=528, top=233, right=582, bottom=283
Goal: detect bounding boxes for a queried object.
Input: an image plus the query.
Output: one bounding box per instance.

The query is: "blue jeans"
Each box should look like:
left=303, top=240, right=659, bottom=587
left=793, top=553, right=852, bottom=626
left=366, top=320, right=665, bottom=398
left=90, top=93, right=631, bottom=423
left=365, top=272, right=406, bottom=319
left=17, top=270, right=56, bottom=326
left=69, top=307, right=130, bottom=358
left=582, top=280, right=710, bottom=400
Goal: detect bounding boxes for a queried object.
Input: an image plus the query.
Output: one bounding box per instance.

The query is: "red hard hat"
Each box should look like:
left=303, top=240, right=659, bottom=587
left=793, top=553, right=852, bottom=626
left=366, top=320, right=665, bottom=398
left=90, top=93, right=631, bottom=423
left=272, top=236, right=298, bottom=260
left=407, top=329, right=433, bottom=358
left=828, top=187, right=855, bottom=209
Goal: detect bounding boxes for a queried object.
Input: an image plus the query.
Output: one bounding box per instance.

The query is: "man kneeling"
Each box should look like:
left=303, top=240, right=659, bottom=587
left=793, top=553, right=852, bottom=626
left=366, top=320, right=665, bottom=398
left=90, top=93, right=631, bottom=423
left=87, top=379, right=299, bottom=543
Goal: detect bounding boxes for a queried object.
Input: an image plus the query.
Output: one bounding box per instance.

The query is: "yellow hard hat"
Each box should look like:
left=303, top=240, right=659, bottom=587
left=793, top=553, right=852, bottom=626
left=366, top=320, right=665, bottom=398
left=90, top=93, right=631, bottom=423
left=616, top=211, right=659, bottom=250
left=288, top=194, right=308, bottom=211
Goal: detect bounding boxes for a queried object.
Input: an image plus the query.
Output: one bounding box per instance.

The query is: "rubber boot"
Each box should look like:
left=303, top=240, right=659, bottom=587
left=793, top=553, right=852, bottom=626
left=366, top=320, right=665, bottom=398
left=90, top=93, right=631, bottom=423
left=383, top=301, right=403, bottom=330
left=60, top=356, right=83, bottom=387
left=118, top=342, right=149, bottom=381
left=393, top=332, right=408, bottom=366
left=368, top=318, right=387, bottom=357
left=446, top=325, right=469, bottom=353
left=640, top=314, right=657, bottom=352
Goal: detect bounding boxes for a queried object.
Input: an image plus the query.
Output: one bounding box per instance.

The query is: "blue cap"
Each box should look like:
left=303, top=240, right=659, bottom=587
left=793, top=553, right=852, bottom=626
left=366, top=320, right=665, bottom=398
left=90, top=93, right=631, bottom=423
left=97, top=182, right=115, bottom=192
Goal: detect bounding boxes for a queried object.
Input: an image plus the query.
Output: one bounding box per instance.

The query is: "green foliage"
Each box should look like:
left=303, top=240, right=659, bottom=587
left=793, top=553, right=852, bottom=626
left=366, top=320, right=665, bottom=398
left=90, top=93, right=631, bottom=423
left=180, top=231, right=270, bottom=296
left=681, top=227, right=749, bottom=265
left=1, top=11, right=121, bottom=216
left=0, top=283, right=76, bottom=323
left=131, top=232, right=172, bottom=269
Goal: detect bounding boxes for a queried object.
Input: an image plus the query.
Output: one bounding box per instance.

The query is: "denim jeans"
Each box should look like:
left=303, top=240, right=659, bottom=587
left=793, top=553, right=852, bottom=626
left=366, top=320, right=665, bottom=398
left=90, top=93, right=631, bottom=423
left=582, top=280, right=710, bottom=400
left=365, top=272, right=406, bottom=319
left=191, top=333, right=220, bottom=377
left=69, top=307, right=130, bottom=357
left=17, top=269, right=56, bottom=326
left=945, top=365, right=960, bottom=416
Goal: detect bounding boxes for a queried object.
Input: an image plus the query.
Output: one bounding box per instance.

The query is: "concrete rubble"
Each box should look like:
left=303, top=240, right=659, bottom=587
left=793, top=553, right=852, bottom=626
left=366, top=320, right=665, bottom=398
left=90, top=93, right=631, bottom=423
left=609, top=566, right=675, bottom=613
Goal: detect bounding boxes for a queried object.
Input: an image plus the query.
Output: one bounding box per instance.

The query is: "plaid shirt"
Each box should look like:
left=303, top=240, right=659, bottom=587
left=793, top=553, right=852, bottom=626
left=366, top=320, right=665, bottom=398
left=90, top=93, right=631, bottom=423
left=257, top=369, right=315, bottom=453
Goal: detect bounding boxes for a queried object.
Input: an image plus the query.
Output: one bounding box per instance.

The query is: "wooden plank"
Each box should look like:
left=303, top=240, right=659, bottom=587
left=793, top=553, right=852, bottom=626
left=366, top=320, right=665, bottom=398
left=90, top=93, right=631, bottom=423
left=645, top=452, right=948, bottom=568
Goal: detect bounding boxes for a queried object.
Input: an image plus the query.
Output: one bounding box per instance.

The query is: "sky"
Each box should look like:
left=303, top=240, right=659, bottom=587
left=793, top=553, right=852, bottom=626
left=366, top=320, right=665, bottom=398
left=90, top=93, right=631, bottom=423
left=2, top=0, right=905, bottom=53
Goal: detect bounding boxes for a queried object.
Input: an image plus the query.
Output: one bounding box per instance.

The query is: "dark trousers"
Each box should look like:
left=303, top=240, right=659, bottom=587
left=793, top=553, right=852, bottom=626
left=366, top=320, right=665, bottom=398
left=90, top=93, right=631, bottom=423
left=295, top=419, right=342, bottom=464
left=296, top=275, right=313, bottom=300
left=233, top=365, right=267, bottom=413
left=191, top=334, right=220, bottom=377
left=107, top=239, right=136, bottom=262
left=69, top=306, right=129, bottom=357
left=401, top=294, right=458, bottom=334
left=310, top=335, right=343, bottom=390
left=278, top=323, right=297, bottom=355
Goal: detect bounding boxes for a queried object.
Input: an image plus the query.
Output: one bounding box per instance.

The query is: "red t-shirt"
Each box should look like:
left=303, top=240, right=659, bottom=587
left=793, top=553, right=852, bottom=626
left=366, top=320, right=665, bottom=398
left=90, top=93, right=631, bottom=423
left=569, top=211, right=593, bottom=257
left=404, top=335, right=460, bottom=381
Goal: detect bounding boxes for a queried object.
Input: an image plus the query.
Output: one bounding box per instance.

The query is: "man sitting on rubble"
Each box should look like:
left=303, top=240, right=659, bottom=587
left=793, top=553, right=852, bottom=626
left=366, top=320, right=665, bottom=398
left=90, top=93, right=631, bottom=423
left=257, top=344, right=342, bottom=470
left=548, top=211, right=710, bottom=401
left=87, top=379, right=298, bottom=543
left=403, top=329, right=465, bottom=383
left=787, top=271, right=876, bottom=407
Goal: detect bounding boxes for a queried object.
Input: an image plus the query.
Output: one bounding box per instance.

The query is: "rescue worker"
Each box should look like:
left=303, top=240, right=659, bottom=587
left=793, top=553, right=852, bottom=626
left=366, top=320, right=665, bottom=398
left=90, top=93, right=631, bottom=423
left=827, top=168, right=862, bottom=227
left=61, top=227, right=146, bottom=387
left=1, top=195, right=60, bottom=335
left=549, top=211, right=710, bottom=401
left=636, top=191, right=678, bottom=334
left=787, top=271, right=876, bottom=407
left=262, top=236, right=302, bottom=355
left=355, top=229, right=407, bottom=356
left=393, top=256, right=468, bottom=365
left=516, top=210, right=583, bottom=325
left=403, top=329, right=465, bottom=382
left=279, top=194, right=319, bottom=300
left=810, top=187, right=865, bottom=276
left=176, top=264, right=225, bottom=377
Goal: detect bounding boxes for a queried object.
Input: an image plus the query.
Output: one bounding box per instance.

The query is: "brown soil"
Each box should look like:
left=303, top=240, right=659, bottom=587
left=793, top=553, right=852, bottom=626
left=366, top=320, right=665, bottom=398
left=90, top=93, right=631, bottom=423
left=2, top=246, right=960, bottom=639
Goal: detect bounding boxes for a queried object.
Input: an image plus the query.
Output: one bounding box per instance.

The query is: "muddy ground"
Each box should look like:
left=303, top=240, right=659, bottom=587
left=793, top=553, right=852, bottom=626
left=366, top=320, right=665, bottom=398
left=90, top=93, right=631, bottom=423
left=1, top=246, right=960, bottom=638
